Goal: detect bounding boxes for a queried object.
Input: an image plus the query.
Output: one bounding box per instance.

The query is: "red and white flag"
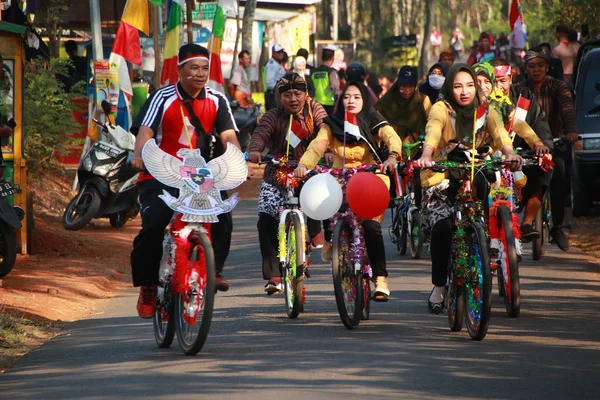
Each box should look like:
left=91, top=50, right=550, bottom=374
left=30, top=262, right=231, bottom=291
left=513, top=96, right=531, bottom=122
left=287, top=118, right=308, bottom=148
left=344, top=111, right=362, bottom=140
left=474, top=103, right=487, bottom=131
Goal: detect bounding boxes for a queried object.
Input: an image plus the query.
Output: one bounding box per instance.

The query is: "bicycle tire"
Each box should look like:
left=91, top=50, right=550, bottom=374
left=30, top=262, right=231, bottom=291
left=361, top=275, right=371, bottom=320
left=283, top=213, right=304, bottom=319
left=175, top=231, right=216, bottom=355
left=447, top=269, right=464, bottom=332
left=464, top=221, right=492, bottom=341
left=153, top=281, right=176, bottom=348
left=399, top=213, right=408, bottom=255
left=497, top=206, right=520, bottom=317
left=532, top=206, right=543, bottom=260
left=409, top=210, right=424, bottom=259
left=332, top=219, right=363, bottom=329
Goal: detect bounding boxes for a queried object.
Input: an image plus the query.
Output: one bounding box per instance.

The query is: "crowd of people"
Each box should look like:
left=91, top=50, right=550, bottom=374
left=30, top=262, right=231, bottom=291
left=129, top=19, right=581, bottom=319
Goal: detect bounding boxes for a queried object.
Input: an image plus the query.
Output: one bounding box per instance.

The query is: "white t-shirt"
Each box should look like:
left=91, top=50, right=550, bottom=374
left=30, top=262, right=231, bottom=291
left=230, top=65, right=251, bottom=94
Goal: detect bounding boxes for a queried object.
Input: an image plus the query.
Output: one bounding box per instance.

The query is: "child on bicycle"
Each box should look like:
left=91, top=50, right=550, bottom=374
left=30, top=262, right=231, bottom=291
left=294, top=81, right=402, bottom=302
left=247, top=72, right=328, bottom=294
left=416, top=63, right=522, bottom=314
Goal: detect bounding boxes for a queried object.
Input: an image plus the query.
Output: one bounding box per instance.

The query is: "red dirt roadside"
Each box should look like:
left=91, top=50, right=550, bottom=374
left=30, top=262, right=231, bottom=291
left=0, top=167, right=264, bottom=372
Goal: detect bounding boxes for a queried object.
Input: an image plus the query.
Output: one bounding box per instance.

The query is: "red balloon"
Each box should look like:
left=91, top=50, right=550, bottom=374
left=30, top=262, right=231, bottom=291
left=346, top=172, right=389, bottom=219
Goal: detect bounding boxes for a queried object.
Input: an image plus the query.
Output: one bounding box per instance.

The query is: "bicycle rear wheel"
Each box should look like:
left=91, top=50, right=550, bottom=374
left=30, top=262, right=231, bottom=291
left=283, top=213, right=305, bottom=319
left=175, top=231, right=216, bottom=355
left=399, top=212, right=408, bottom=255
left=332, top=219, right=363, bottom=329
left=409, top=209, right=424, bottom=259
left=464, top=221, right=492, bottom=341
left=153, top=280, right=176, bottom=348
left=532, top=206, right=544, bottom=260
left=497, top=206, right=520, bottom=317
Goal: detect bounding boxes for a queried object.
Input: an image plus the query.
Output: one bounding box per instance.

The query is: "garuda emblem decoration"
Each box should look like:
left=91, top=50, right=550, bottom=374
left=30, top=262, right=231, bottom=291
left=142, top=140, right=248, bottom=223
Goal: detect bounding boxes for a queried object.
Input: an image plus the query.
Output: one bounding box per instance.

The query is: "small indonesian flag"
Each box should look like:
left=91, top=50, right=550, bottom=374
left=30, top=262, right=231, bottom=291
left=287, top=118, right=308, bottom=148
left=474, top=103, right=487, bottom=131
left=344, top=111, right=362, bottom=140
left=513, top=96, right=531, bottom=122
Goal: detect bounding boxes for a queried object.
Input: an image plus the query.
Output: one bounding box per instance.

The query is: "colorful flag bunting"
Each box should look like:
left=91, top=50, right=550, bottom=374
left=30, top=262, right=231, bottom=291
left=208, top=4, right=225, bottom=93
left=161, top=0, right=182, bottom=86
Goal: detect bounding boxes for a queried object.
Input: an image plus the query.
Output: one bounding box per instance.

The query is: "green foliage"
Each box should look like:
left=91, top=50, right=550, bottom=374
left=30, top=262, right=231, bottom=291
left=24, top=58, right=85, bottom=174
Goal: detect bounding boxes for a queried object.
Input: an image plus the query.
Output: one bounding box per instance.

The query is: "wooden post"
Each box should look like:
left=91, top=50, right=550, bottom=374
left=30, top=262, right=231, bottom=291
left=187, top=0, right=194, bottom=44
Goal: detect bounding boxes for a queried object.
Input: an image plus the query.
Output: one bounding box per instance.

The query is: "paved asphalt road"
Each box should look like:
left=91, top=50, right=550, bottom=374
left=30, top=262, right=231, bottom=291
left=1, top=200, right=599, bottom=400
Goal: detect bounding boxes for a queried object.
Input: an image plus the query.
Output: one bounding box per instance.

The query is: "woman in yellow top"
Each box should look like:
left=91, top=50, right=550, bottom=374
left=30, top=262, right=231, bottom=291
left=416, top=63, right=523, bottom=314
left=295, top=81, right=401, bottom=301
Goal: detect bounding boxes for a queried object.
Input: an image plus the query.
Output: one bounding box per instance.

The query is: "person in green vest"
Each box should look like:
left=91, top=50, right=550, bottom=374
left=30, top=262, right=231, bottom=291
left=311, top=45, right=340, bottom=115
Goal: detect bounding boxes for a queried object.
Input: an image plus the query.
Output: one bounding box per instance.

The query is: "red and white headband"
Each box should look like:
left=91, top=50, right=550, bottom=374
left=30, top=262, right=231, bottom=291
left=494, top=65, right=512, bottom=78
left=178, top=55, right=210, bottom=66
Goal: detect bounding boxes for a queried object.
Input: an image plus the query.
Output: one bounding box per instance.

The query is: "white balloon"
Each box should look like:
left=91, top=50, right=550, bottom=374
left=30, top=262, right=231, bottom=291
left=300, top=173, right=343, bottom=220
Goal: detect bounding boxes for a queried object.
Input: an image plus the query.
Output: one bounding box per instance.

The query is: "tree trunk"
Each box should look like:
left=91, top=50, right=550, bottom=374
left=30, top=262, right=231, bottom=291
left=419, top=0, right=434, bottom=76
left=339, top=0, right=351, bottom=40
left=319, top=0, right=332, bottom=39
left=242, top=0, right=257, bottom=53
left=370, top=0, right=381, bottom=64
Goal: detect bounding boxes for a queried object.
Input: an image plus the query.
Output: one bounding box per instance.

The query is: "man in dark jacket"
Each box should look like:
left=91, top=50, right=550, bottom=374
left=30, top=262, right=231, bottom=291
left=491, top=58, right=554, bottom=242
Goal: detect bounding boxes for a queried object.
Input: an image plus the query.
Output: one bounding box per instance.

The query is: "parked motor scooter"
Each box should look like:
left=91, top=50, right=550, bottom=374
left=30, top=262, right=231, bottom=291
left=0, top=164, right=25, bottom=278
left=231, top=100, right=260, bottom=152
left=62, top=101, right=139, bottom=231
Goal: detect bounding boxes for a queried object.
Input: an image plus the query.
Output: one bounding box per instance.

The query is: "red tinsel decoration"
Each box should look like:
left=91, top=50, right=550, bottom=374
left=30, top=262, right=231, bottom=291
left=170, top=214, right=211, bottom=325
left=540, top=156, right=555, bottom=173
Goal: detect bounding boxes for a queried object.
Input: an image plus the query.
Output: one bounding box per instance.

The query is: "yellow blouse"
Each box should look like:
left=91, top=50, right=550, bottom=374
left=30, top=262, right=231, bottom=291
left=422, top=101, right=513, bottom=187
left=300, top=123, right=402, bottom=170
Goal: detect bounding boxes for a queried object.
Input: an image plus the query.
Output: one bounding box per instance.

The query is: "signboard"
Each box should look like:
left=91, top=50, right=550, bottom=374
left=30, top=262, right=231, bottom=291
left=94, top=61, right=119, bottom=112
left=192, top=2, right=217, bottom=21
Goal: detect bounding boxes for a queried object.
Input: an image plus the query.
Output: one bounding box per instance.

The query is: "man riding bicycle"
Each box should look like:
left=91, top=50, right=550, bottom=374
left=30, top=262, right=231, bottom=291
left=247, top=72, right=328, bottom=294
left=514, top=50, right=578, bottom=251
left=490, top=58, right=554, bottom=241
left=130, top=44, right=241, bottom=318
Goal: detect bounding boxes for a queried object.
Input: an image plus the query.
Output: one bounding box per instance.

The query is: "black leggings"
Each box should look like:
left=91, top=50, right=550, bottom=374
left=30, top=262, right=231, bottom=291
left=550, top=149, right=567, bottom=227
left=429, top=173, right=490, bottom=287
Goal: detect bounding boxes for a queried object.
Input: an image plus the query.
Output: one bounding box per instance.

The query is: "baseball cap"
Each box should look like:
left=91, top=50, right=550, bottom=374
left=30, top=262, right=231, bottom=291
left=396, top=66, right=418, bottom=85
left=272, top=44, right=285, bottom=52
left=323, top=44, right=338, bottom=52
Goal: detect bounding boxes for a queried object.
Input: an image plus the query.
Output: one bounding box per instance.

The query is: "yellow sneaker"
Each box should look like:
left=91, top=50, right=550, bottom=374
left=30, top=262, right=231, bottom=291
left=373, top=276, right=390, bottom=302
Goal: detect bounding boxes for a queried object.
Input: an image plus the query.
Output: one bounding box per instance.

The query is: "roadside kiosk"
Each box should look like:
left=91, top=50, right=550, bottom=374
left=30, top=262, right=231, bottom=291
left=0, top=21, right=32, bottom=255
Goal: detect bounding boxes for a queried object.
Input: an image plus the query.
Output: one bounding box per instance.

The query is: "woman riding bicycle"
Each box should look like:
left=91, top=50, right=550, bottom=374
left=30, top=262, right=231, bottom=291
left=416, top=63, right=522, bottom=314
left=248, top=72, right=328, bottom=294
left=295, top=81, right=402, bottom=302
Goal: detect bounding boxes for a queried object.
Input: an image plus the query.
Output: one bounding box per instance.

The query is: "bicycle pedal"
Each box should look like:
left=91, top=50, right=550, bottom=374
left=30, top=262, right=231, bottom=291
left=267, top=290, right=282, bottom=296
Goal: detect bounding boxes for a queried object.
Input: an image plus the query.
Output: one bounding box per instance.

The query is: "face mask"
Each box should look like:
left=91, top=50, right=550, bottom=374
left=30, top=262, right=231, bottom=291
left=428, top=74, right=445, bottom=89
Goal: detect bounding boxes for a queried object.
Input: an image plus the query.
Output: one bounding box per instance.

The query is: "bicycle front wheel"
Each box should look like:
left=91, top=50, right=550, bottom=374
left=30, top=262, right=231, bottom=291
left=175, top=231, right=216, bottom=355
left=447, top=268, right=464, bottom=332
left=153, top=281, right=176, bottom=348
left=283, top=212, right=305, bottom=319
left=463, top=221, right=492, bottom=341
left=497, top=206, right=520, bottom=317
left=332, top=219, right=363, bottom=329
